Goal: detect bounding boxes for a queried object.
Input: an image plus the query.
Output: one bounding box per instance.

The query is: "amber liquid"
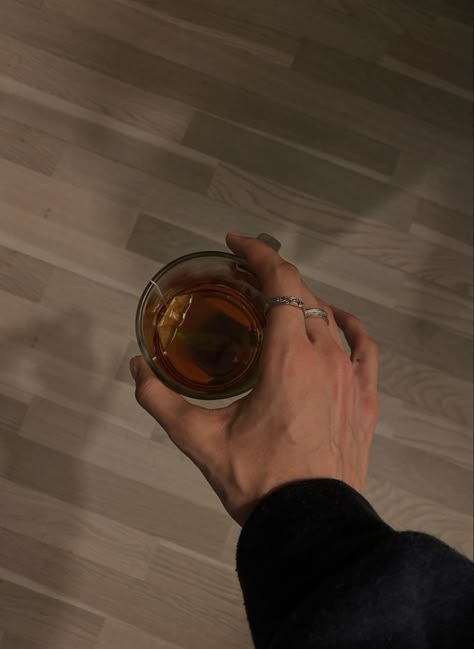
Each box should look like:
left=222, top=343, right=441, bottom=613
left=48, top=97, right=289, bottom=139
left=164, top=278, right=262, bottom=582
left=152, top=283, right=264, bottom=394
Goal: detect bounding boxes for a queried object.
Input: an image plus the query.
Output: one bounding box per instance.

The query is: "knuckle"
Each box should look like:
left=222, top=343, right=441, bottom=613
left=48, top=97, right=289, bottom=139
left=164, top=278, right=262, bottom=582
left=275, top=261, right=300, bottom=284
left=332, top=348, right=353, bottom=378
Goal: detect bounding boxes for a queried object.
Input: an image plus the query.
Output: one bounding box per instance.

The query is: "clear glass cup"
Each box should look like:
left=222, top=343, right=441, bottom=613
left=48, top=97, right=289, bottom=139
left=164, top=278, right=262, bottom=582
left=136, top=235, right=279, bottom=400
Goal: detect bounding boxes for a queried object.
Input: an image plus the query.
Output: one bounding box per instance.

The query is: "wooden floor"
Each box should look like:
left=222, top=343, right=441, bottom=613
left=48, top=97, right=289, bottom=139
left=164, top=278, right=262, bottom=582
left=0, top=0, right=473, bottom=647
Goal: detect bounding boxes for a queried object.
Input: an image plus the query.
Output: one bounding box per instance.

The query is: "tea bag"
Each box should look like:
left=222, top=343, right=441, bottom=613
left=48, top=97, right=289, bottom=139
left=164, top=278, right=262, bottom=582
left=156, top=295, right=193, bottom=351
left=188, top=310, right=251, bottom=379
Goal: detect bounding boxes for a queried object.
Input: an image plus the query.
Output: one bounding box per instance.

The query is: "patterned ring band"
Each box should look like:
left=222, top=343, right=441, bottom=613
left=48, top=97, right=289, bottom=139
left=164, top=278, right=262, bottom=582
left=264, top=296, right=305, bottom=314
left=304, top=307, right=330, bottom=326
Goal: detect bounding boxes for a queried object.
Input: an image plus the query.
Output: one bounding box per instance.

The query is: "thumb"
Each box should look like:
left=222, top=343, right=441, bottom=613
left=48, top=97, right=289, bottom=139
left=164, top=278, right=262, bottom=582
left=129, top=356, right=214, bottom=459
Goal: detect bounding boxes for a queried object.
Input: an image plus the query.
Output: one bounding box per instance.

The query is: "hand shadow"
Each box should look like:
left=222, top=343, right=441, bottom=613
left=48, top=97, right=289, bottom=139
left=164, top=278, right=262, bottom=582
left=0, top=307, right=110, bottom=648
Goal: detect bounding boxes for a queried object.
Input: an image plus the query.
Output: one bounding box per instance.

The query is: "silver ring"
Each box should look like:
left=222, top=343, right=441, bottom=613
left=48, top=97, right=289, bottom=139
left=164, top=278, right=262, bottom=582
left=304, top=307, right=329, bottom=326
left=265, top=295, right=304, bottom=314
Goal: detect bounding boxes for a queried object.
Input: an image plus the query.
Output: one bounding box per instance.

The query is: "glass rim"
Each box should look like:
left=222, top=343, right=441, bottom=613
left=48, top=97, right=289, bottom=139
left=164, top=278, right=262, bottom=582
left=135, top=250, right=258, bottom=400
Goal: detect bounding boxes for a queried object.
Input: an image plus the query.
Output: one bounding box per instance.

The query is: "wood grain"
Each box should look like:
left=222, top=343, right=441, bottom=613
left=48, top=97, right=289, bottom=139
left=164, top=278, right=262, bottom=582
left=127, top=213, right=226, bottom=262
left=0, top=290, right=129, bottom=377
left=0, top=158, right=138, bottom=246
left=0, top=113, right=63, bottom=175
left=0, top=580, right=104, bottom=649
left=369, top=434, right=473, bottom=515
left=0, top=478, right=158, bottom=579
left=293, top=39, right=473, bottom=137
left=183, top=113, right=416, bottom=226
left=0, top=37, right=193, bottom=142
left=0, top=528, right=244, bottom=649
left=118, top=0, right=298, bottom=66
left=95, top=619, right=185, bottom=649
left=377, top=348, right=473, bottom=429
left=0, top=430, right=230, bottom=558
left=209, top=164, right=473, bottom=296
left=0, top=201, right=157, bottom=295
left=0, top=86, right=215, bottom=194
left=19, top=398, right=223, bottom=512
left=0, top=244, right=53, bottom=302
left=377, top=394, right=472, bottom=470
left=0, top=341, right=156, bottom=435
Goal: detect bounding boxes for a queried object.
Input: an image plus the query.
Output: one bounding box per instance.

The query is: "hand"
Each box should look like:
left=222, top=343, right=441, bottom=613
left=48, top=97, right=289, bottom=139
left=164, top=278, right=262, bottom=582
left=130, top=234, right=379, bottom=525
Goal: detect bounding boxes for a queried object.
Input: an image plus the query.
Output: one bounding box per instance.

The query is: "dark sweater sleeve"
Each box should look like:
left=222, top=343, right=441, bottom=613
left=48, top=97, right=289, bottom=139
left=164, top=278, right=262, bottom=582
left=236, top=479, right=473, bottom=649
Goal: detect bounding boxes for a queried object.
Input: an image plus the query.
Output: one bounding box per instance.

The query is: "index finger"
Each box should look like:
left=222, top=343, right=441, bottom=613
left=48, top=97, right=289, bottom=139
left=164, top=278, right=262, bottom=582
left=226, top=233, right=307, bottom=341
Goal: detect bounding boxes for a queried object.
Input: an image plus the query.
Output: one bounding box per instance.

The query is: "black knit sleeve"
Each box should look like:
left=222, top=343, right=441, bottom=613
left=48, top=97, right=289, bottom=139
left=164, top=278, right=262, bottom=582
left=236, top=479, right=473, bottom=649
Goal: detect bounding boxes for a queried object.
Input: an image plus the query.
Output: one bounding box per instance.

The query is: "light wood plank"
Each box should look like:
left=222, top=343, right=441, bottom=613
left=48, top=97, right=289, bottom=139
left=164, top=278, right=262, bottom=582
left=115, top=340, right=140, bottom=385
left=393, top=145, right=473, bottom=215
left=0, top=36, right=193, bottom=142
left=209, top=164, right=473, bottom=295
left=0, top=429, right=230, bottom=558
left=0, top=580, right=104, bottom=649
left=0, top=113, right=63, bottom=175
left=409, top=223, right=473, bottom=258
left=377, top=394, right=472, bottom=470
left=0, top=244, right=53, bottom=302
left=369, top=434, right=473, bottom=516
left=292, top=39, right=472, bottom=137
left=318, top=0, right=472, bottom=35
left=95, top=619, right=184, bottom=649
left=0, top=290, right=129, bottom=377
left=0, top=478, right=158, bottom=579
left=130, top=0, right=390, bottom=61
left=394, top=278, right=473, bottom=338
left=0, top=157, right=138, bottom=246
left=0, top=84, right=215, bottom=194
left=415, top=197, right=473, bottom=244
left=19, top=398, right=223, bottom=512
left=304, top=276, right=473, bottom=383
left=0, top=341, right=156, bottom=435
left=147, top=544, right=250, bottom=646
left=117, top=0, right=297, bottom=66
left=0, top=528, right=242, bottom=649
left=378, top=348, right=473, bottom=429
left=2, top=633, right=48, bottom=649
left=127, top=212, right=226, bottom=262
left=183, top=112, right=417, bottom=226
left=41, top=268, right=138, bottom=338
left=0, top=201, right=157, bottom=296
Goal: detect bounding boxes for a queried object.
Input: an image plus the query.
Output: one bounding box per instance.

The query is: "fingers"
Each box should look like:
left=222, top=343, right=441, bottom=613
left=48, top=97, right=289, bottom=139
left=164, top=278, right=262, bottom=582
left=226, top=233, right=306, bottom=341
left=130, top=356, right=214, bottom=458
left=332, top=306, right=378, bottom=391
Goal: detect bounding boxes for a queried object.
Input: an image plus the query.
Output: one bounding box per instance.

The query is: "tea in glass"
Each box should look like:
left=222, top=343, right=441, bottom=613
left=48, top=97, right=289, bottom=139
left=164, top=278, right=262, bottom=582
left=136, top=252, right=266, bottom=399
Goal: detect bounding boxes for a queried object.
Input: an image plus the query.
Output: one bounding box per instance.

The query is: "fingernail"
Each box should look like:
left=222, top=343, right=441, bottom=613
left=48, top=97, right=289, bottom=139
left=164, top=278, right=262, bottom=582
left=129, top=357, right=140, bottom=381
